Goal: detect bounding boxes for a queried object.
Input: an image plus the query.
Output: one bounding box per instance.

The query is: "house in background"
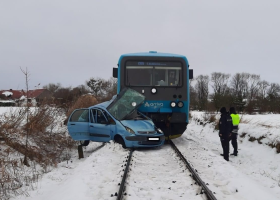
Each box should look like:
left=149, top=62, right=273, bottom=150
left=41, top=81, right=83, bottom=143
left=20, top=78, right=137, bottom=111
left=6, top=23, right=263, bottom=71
left=0, top=89, right=52, bottom=107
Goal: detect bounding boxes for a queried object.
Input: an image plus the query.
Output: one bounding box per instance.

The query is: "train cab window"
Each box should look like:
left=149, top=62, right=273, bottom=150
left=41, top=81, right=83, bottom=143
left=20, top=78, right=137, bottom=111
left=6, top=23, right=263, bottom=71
left=154, top=67, right=182, bottom=86
left=126, top=66, right=153, bottom=86
left=125, top=61, right=182, bottom=87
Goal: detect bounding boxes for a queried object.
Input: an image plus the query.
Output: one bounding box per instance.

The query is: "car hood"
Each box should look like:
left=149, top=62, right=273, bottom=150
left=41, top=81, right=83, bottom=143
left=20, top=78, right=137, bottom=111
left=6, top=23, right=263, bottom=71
left=121, top=120, right=155, bottom=132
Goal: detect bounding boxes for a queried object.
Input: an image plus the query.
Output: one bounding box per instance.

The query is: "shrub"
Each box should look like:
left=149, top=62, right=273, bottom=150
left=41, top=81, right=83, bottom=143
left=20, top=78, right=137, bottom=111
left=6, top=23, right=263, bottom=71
left=66, top=94, right=98, bottom=117
left=0, top=104, right=77, bottom=198
left=64, top=94, right=98, bottom=125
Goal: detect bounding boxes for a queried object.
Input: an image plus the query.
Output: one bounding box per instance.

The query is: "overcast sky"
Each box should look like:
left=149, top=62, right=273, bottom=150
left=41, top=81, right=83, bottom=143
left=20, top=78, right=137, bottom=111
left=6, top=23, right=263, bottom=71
left=1, top=0, right=280, bottom=91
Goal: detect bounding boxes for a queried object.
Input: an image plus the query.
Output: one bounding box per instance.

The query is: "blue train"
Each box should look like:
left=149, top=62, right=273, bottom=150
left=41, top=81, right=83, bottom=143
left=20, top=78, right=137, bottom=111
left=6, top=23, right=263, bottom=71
left=113, top=51, right=193, bottom=139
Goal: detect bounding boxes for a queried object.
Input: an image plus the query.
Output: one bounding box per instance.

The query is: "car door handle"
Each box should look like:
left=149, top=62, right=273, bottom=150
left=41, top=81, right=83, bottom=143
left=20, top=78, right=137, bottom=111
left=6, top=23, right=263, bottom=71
left=70, top=124, right=75, bottom=125
left=90, top=125, right=94, bottom=127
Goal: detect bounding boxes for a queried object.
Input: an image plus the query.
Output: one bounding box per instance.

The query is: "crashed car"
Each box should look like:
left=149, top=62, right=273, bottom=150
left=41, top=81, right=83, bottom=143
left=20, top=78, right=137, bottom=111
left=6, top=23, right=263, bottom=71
left=67, top=88, right=165, bottom=148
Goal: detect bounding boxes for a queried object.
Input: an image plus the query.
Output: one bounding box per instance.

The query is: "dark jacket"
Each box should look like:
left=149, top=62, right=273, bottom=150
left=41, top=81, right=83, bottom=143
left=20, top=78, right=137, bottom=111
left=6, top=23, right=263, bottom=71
left=219, top=112, right=233, bottom=138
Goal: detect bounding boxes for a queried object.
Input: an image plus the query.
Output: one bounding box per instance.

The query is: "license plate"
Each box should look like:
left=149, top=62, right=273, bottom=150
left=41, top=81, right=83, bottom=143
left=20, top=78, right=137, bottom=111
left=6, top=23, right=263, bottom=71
left=148, top=137, right=159, bottom=141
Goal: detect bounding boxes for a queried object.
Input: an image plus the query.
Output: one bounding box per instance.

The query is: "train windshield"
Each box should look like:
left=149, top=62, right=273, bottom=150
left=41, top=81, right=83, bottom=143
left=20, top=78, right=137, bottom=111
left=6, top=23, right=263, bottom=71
left=125, top=61, right=182, bottom=87
left=107, top=88, right=145, bottom=120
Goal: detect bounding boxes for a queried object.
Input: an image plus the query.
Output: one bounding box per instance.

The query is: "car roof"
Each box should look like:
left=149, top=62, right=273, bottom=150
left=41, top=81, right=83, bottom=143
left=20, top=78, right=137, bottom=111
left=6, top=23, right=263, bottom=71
left=88, top=101, right=110, bottom=110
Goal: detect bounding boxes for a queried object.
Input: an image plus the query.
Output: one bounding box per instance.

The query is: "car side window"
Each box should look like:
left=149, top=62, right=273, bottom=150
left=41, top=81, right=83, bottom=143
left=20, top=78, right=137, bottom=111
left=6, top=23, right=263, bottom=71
left=96, top=110, right=107, bottom=124
left=90, top=109, right=97, bottom=123
left=70, top=109, right=89, bottom=122
left=103, top=110, right=116, bottom=125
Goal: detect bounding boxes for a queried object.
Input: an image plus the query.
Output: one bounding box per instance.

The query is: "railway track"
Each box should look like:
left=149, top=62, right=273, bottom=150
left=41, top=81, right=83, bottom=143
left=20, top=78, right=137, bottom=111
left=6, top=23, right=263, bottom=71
left=169, top=140, right=217, bottom=200
left=115, top=141, right=217, bottom=200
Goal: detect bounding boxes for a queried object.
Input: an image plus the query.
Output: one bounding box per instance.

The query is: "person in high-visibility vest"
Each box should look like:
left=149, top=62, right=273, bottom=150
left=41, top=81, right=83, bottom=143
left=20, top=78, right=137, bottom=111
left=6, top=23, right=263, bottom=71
left=229, top=107, right=240, bottom=156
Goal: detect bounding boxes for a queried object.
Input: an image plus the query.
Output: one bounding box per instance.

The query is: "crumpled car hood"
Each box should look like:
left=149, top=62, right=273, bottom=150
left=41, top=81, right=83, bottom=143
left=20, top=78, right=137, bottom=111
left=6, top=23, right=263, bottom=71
left=121, top=120, right=155, bottom=132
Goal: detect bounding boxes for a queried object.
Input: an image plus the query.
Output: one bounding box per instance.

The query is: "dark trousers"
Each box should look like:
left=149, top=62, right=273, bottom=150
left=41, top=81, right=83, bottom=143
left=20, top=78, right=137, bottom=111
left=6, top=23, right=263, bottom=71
left=220, top=137, right=229, bottom=161
left=231, top=133, right=238, bottom=155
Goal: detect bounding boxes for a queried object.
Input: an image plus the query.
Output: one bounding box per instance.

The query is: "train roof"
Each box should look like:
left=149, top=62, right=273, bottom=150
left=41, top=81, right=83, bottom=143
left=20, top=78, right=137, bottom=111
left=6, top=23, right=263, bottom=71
left=120, top=51, right=187, bottom=58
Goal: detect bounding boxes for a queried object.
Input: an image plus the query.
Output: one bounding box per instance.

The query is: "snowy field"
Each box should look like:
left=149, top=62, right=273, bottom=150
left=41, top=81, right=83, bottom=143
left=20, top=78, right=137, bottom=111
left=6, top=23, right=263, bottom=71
left=1, top=108, right=280, bottom=200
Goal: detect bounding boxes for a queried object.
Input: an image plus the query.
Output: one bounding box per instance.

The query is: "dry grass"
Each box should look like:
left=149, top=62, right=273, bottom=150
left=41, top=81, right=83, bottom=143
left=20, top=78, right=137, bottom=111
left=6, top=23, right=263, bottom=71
left=0, top=104, right=77, bottom=198
left=64, top=94, right=98, bottom=124
left=248, top=135, right=266, bottom=144
left=268, top=142, right=280, bottom=153
left=239, top=118, right=252, bottom=124
left=239, top=132, right=247, bottom=138
left=258, top=123, right=273, bottom=128
left=202, top=113, right=216, bottom=124
left=67, top=94, right=98, bottom=116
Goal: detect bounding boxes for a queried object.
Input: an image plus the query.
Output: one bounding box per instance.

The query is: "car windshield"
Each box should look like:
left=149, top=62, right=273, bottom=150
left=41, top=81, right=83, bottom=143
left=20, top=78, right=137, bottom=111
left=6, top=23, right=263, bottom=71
left=107, top=88, right=145, bottom=120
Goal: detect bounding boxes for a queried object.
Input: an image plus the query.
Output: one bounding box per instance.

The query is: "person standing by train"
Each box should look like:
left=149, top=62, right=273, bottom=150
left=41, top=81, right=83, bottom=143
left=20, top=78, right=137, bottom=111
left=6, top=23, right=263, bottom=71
left=229, top=107, right=240, bottom=156
left=219, top=107, right=233, bottom=161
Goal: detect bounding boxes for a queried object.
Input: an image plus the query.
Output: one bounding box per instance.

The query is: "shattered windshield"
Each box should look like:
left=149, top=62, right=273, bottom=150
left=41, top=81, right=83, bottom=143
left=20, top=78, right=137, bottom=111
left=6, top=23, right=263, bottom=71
left=107, top=88, right=145, bottom=120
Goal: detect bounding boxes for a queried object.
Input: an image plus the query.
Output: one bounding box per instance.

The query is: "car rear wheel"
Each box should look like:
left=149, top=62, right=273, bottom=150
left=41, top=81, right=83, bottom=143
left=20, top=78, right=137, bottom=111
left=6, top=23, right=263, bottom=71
left=114, top=135, right=126, bottom=149
left=79, top=140, right=90, bottom=146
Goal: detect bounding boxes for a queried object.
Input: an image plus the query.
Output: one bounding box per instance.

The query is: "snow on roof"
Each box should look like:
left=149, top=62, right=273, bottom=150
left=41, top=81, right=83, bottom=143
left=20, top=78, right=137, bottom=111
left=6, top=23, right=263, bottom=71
left=20, top=95, right=26, bottom=100
left=2, top=91, right=13, bottom=96
left=0, top=100, right=15, bottom=103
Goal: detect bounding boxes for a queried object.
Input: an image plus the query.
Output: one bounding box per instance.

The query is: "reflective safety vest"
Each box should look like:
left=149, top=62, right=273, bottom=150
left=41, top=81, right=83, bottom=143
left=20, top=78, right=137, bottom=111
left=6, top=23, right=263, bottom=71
left=230, top=114, right=240, bottom=126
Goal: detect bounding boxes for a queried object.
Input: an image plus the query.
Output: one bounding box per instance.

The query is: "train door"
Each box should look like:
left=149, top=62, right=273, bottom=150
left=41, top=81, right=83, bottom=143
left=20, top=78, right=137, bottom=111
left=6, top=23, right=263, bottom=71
left=67, top=109, right=90, bottom=140
left=89, top=109, right=113, bottom=142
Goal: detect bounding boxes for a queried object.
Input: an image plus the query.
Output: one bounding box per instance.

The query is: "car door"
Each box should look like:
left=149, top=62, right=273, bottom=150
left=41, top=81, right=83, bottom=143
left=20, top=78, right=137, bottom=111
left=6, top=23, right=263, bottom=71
left=89, top=108, right=114, bottom=142
left=67, top=109, right=90, bottom=140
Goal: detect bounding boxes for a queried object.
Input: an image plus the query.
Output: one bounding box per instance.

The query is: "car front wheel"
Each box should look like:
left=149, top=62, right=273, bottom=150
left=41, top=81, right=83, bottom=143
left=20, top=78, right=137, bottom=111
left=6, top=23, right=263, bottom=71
left=114, top=135, right=126, bottom=149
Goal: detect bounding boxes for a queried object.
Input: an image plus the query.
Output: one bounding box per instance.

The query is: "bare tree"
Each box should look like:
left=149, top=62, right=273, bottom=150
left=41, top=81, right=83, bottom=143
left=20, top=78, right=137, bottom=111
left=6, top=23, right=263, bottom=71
left=20, top=67, right=30, bottom=166
left=258, top=80, right=269, bottom=99
left=86, top=77, right=108, bottom=98
left=267, top=83, right=280, bottom=98
left=195, top=75, right=209, bottom=111
left=230, top=73, right=249, bottom=99
left=210, top=72, right=231, bottom=111
left=266, top=83, right=280, bottom=112
left=189, top=79, right=198, bottom=110
left=43, top=83, right=61, bottom=94
left=86, top=77, right=117, bottom=101
left=247, top=74, right=261, bottom=101
left=211, top=72, right=230, bottom=95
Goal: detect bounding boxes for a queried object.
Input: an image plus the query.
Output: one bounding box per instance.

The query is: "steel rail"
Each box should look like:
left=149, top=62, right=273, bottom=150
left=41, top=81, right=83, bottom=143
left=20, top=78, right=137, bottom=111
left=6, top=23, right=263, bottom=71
left=169, top=140, right=217, bottom=200
left=116, top=149, right=134, bottom=200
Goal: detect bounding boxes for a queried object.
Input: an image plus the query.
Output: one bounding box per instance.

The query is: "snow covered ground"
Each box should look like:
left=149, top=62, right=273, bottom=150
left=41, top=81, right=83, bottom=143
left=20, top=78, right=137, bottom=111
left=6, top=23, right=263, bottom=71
left=1, top=108, right=279, bottom=200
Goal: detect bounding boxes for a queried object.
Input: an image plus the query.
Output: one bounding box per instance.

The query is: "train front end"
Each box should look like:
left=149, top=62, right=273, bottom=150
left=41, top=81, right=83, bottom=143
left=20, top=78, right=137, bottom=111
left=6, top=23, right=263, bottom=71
left=113, top=51, right=193, bottom=139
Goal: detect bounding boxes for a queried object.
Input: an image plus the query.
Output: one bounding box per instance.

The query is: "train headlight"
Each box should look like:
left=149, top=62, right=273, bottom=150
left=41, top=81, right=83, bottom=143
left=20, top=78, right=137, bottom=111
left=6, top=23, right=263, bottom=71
left=132, top=102, right=137, bottom=107
left=151, top=88, right=157, bottom=94
left=178, top=101, right=184, bottom=108
left=170, top=101, right=176, bottom=108
left=125, top=126, right=135, bottom=134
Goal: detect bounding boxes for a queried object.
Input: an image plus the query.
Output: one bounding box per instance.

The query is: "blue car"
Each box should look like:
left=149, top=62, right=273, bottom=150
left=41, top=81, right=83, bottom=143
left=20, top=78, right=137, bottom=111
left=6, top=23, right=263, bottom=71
left=67, top=88, right=165, bottom=148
